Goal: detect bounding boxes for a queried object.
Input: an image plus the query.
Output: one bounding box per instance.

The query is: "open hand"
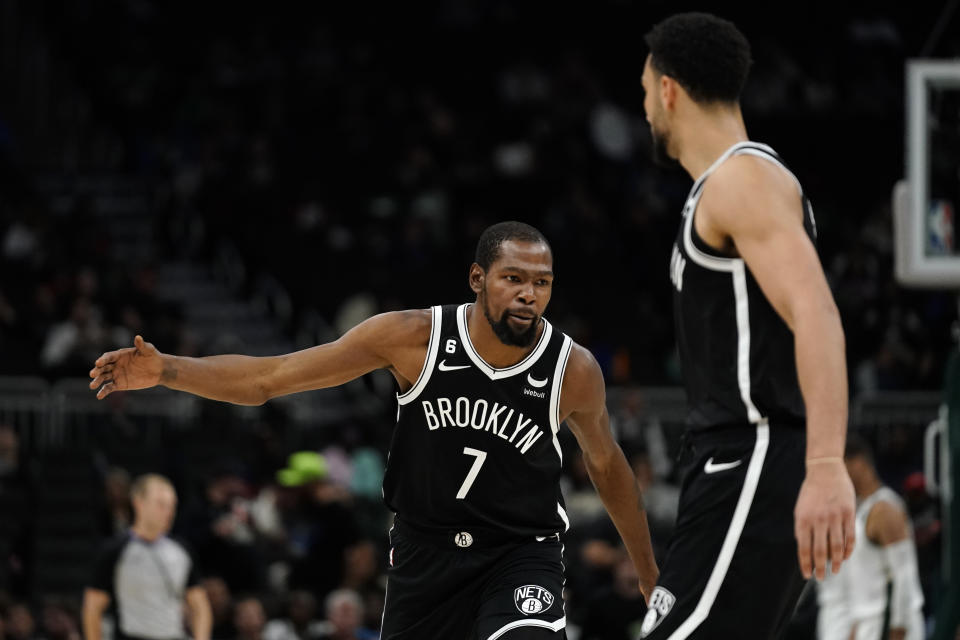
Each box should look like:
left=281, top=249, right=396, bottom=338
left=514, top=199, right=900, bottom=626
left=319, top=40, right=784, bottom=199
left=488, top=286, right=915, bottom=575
left=89, top=335, right=164, bottom=399
left=794, top=460, right=856, bottom=580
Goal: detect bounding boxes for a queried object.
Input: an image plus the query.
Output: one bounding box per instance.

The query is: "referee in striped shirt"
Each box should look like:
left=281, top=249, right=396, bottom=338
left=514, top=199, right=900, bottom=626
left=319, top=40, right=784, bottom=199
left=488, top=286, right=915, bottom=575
left=83, top=474, right=212, bottom=640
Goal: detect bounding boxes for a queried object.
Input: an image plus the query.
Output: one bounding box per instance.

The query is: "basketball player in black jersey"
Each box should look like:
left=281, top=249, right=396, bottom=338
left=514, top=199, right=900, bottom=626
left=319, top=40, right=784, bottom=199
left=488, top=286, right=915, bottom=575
left=88, top=222, right=659, bottom=640
left=636, top=13, right=857, bottom=639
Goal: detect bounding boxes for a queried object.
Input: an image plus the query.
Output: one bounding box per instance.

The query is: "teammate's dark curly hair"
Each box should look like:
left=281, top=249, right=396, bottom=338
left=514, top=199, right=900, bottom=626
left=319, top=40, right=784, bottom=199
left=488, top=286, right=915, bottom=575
left=644, top=12, right=752, bottom=104
left=844, top=431, right=875, bottom=465
left=475, top=221, right=551, bottom=271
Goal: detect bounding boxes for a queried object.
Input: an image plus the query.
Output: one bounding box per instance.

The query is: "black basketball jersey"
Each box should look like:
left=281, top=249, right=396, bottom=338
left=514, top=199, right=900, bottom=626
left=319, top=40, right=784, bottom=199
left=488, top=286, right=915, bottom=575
left=671, top=141, right=814, bottom=428
left=382, top=303, right=572, bottom=538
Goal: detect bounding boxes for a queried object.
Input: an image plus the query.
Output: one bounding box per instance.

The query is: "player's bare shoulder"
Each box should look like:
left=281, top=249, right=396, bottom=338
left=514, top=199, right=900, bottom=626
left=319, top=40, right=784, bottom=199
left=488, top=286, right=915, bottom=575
left=374, top=309, right=432, bottom=342
left=701, top=153, right=803, bottom=232
left=866, top=499, right=910, bottom=545
left=359, top=309, right=434, bottom=391
left=558, top=341, right=606, bottom=419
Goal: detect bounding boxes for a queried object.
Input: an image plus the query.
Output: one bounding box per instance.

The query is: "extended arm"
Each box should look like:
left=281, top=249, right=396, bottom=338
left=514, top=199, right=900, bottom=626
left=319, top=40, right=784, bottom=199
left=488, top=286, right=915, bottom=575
left=701, top=156, right=855, bottom=580
left=562, top=344, right=659, bottom=601
left=81, top=588, right=111, bottom=640
left=866, top=501, right=922, bottom=640
left=185, top=586, right=213, bottom=640
left=90, top=310, right=430, bottom=404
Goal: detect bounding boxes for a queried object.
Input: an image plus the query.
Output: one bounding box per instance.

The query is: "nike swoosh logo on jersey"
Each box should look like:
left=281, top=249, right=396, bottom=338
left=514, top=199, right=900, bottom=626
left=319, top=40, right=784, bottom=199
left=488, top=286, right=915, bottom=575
left=438, top=360, right=471, bottom=372
left=526, top=374, right=549, bottom=388
left=703, top=457, right=743, bottom=474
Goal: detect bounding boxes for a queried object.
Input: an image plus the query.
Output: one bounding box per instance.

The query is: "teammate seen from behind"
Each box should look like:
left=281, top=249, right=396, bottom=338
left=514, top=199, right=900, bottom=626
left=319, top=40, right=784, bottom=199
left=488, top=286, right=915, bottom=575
left=638, top=12, right=856, bottom=638
left=89, top=221, right=658, bottom=640
left=83, top=474, right=212, bottom=640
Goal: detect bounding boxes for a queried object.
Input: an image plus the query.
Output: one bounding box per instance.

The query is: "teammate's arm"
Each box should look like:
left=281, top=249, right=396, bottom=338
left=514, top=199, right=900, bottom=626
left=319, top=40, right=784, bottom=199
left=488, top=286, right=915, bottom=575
left=81, top=588, right=111, bottom=640
left=700, top=155, right=855, bottom=581
left=185, top=585, right=213, bottom=640
left=562, top=344, right=659, bottom=602
left=866, top=501, right=917, bottom=640
left=89, top=310, right=430, bottom=404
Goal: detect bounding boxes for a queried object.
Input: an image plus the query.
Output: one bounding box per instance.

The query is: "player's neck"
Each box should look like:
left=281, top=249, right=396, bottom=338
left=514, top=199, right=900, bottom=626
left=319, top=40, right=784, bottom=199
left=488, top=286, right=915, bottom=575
left=130, top=523, right=163, bottom=542
left=675, top=107, right=748, bottom=181
left=465, top=303, right=541, bottom=368
left=855, top=473, right=883, bottom=500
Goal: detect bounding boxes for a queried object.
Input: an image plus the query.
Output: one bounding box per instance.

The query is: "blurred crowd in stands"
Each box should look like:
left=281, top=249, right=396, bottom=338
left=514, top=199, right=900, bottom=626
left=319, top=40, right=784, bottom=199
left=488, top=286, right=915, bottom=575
left=0, top=0, right=957, bottom=638
left=1, top=1, right=957, bottom=388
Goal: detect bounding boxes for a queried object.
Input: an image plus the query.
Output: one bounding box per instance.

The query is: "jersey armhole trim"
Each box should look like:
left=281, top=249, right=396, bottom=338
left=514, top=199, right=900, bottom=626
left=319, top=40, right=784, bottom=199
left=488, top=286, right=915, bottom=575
left=548, top=335, right=574, bottom=464
left=682, top=197, right=737, bottom=273
left=396, top=306, right=442, bottom=406
left=733, top=147, right=803, bottom=196
left=682, top=141, right=804, bottom=274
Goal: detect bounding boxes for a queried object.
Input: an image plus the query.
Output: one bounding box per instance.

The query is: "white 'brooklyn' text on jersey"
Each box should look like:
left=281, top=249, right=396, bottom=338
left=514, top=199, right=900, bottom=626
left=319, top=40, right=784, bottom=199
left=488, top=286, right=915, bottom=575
left=382, top=303, right=572, bottom=538
left=671, top=141, right=815, bottom=429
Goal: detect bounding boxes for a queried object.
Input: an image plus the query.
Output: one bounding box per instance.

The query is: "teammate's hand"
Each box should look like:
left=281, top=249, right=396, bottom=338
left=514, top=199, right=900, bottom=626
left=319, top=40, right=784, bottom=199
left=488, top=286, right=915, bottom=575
left=89, top=335, right=164, bottom=399
left=793, top=459, right=856, bottom=580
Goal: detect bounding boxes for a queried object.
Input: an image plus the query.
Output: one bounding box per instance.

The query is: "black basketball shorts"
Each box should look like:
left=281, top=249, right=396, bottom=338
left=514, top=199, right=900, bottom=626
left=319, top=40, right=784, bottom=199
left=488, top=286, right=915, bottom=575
left=380, top=518, right=567, bottom=640
left=640, top=422, right=807, bottom=639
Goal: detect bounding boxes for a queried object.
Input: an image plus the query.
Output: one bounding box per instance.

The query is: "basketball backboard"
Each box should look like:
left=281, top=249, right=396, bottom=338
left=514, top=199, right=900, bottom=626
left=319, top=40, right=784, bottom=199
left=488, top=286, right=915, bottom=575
left=894, top=60, right=960, bottom=289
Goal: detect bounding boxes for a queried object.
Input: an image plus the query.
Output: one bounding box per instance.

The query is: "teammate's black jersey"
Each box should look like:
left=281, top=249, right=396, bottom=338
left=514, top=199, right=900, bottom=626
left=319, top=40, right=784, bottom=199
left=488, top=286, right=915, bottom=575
left=382, top=303, right=573, bottom=538
left=670, top=142, right=815, bottom=428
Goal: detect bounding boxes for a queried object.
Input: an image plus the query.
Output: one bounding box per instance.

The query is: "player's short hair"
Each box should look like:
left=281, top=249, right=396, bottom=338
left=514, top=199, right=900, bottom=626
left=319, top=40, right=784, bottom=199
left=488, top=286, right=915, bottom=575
left=474, top=221, right=551, bottom=271
left=844, top=432, right=875, bottom=465
left=130, top=473, right=174, bottom=500
left=644, top=12, right=752, bottom=104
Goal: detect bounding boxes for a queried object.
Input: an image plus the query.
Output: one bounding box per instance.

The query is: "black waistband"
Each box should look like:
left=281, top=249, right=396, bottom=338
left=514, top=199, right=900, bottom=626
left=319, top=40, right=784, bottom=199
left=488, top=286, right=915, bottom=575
left=391, top=516, right=559, bottom=550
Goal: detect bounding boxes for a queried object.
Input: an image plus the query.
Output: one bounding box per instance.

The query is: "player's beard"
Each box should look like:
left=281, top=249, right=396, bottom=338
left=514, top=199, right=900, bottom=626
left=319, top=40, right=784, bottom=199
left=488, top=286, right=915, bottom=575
left=480, top=290, right=540, bottom=348
left=650, top=123, right=680, bottom=169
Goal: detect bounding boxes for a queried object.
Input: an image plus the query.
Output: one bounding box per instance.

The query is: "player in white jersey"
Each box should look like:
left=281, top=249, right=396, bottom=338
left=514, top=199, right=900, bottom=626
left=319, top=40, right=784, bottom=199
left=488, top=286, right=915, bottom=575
left=842, top=434, right=925, bottom=640
left=816, top=561, right=853, bottom=640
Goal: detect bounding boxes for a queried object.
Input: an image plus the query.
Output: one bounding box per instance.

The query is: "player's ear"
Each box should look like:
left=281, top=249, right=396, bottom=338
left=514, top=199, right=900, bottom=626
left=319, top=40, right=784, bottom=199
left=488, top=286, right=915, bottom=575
left=661, top=74, right=678, bottom=111
left=469, top=263, right=484, bottom=295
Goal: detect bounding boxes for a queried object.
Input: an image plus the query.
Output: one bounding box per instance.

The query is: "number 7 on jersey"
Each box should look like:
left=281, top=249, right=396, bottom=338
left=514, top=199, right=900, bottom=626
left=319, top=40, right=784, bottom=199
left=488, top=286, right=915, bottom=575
left=456, top=447, right=487, bottom=499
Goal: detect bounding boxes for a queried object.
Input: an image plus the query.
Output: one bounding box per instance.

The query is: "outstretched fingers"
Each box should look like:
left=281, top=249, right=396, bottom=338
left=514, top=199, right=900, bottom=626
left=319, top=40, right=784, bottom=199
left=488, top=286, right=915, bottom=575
left=96, top=382, right=116, bottom=400
left=93, top=349, right=123, bottom=369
